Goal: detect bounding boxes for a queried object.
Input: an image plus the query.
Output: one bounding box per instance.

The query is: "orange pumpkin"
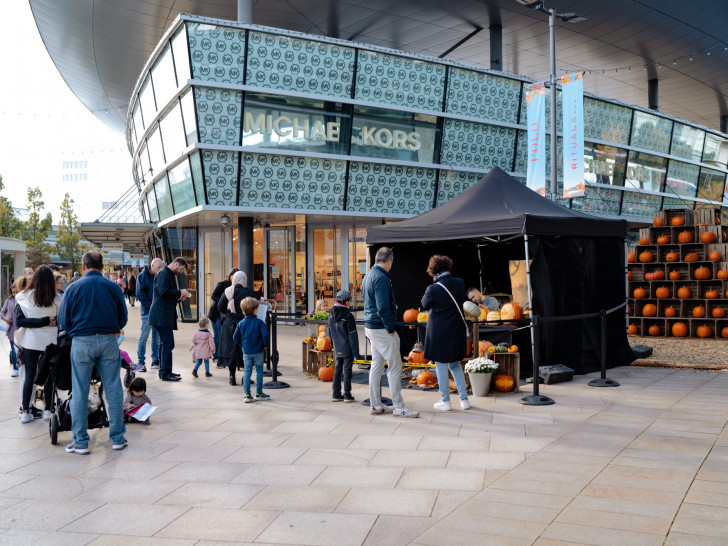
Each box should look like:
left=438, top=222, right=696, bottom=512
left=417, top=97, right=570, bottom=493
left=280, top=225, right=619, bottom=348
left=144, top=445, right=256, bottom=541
left=507, top=345, right=519, bottom=353
left=678, top=231, right=693, bottom=244
left=677, top=286, right=691, bottom=299
left=722, top=327, right=728, bottom=339
left=655, top=286, right=670, bottom=299
left=717, top=270, right=728, bottom=280
left=627, top=252, right=636, bottom=263
left=669, top=271, right=681, bottom=280
left=692, top=306, right=706, bottom=318
left=628, top=324, right=638, bottom=335
left=633, top=287, right=647, bottom=299
left=403, top=308, right=419, bottom=323
left=492, top=374, right=515, bottom=392
left=500, top=302, right=523, bottom=322
left=665, top=252, right=679, bottom=262
left=406, top=342, right=428, bottom=364
left=627, top=271, right=633, bottom=281
left=466, top=338, right=472, bottom=357
left=639, top=237, right=650, bottom=245
left=709, top=251, right=722, bottom=261
left=416, top=370, right=436, bottom=386
left=672, top=322, right=688, bottom=337
left=705, top=290, right=719, bottom=299
left=318, top=365, right=334, bottom=381
left=648, top=325, right=661, bottom=336
left=671, top=216, right=685, bottom=226
left=700, top=231, right=717, bottom=243
left=712, top=307, right=725, bottom=319
left=316, top=335, right=332, bottom=351
left=318, top=324, right=328, bottom=336
left=656, top=235, right=670, bottom=244
left=654, top=217, right=664, bottom=227
left=628, top=305, right=633, bottom=315
left=694, top=266, right=711, bottom=280
left=684, top=253, right=699, bottom=262
left=642, top=303, right=657, bottom=317
left=651, top=270, right=665, bottom=280
left=697, top=325, right=713, bottom=338
left=664, top=307, right=677, bottom=317
left=478, top=341, right=494, bottom=357
left=639, top=251, right=653, bottom=263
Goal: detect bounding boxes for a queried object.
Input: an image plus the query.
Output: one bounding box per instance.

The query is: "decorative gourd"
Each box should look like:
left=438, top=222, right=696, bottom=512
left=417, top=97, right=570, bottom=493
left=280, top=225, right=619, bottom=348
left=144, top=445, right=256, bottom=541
left=416, top=312, right=429, bottom=323
left=403, top=308, right=419, bottom=323
left=318, top=365, right=334, bottom=381
left=655, top=286, right=670, bottom=299
left=642, top=304, right=657, bottom=317
left=507, top=345, right=518, bottom=353
left=633, top=287, right=647, bottom=299
left=486, top=310, right=501, bottom=322
left=463, top=301, right=480, bottom=319
left=672, top=322, right=688, bottom=337
left=639, top=251, right=653, bottom=263
left=416, top=370, right=436, bottom=386
left=639, top=237, right=650, bottom=245
left=678, top=231, right=693, bottom=243
left=664, top=307, right=677, bottom=317
left=500, top=302, right=523, bottom=322
left=709, top=251, right=722, bottom=261
left=628, top=324, right=638, bottom=335
left=318, top=324, right=328, bottom=336
left=712, top=308, right=725, bottom=319
left=406, top=342, right=427, bottom=364
left=627, top=252, right=636, bottom=263
left=722, top=327, right=728, bottom=339
left=669, top=271, right=681, bottom=280
left=665, top=252, right=678, bottom=262
left=697, top=325, right=713, bottom=338
left=649, top=270, right=665, bottom=280
left=648, top=325, right=661, bottom=336
left=316, top=335, right=332, bottom=351
left=677, top=286, right=691, bottom=299
left=705, top=290, right=719, bottom=299
left=656, top=235, right=670, bottom=244
left=684, top=253, right=699, bottom=262
left=671, top=216, right=685, bottom=226
left=478, top=341, right=494, bottom=357
left=627, top=271, right=633, bottom=281
left=694, top=266, right=711, bottom=280
left=700, top=231, right=717, bottom=243
left=653, top=217, right=664, bottom=227
left=692, top=306, right=706, bottom=318
left=492, top=374, right=515, bottom=392
left=717, top=270, right=728, bottom=280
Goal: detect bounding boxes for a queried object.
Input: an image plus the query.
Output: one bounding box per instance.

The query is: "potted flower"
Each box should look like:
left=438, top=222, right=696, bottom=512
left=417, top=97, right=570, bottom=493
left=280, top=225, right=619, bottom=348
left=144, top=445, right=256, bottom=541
left=464, top=357, right=499, bottom=397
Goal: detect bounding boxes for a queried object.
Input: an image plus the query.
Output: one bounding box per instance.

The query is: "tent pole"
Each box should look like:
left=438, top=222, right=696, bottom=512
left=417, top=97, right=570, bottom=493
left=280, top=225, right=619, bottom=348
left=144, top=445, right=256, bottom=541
left=520, top=233, right=554, bottom=406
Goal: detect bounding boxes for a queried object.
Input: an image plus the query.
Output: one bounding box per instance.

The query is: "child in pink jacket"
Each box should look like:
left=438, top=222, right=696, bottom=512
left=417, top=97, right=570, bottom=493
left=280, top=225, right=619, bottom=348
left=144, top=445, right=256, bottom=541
left=190, top=317, right=216, bottom=378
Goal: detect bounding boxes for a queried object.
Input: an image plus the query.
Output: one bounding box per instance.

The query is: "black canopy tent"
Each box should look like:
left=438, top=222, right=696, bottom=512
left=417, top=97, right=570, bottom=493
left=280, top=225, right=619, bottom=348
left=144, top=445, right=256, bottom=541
left=366, top=167, right=635, bottom=375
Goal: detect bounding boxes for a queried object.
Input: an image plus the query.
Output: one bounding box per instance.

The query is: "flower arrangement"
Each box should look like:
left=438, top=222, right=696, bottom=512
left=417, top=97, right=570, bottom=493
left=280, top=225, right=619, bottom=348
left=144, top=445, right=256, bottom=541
left=464, top=357, right=499, bottom=374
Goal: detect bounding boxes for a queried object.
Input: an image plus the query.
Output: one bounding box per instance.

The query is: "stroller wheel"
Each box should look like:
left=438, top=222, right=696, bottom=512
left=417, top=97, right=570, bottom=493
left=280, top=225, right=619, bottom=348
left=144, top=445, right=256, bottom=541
left=124, top=371, right=135, bottom=389
left=50, top=414, right=58, bottom=445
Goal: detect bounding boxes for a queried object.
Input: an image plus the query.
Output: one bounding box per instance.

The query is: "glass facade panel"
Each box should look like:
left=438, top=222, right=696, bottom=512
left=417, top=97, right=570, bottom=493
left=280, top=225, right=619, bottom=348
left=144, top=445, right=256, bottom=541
left=187, top=22, right=245, bottom=83
left=351, top=106, right=438, bottom=163
left=132, top=102, right=144, bottom=145
left=631, top=110, right=672, bottom=154
left=159, top=103, right=187, bottom=162
left=171, top=26, right=191, bottom=85
left=441, top=120, right=515, bottom=171
left=446, top=68, right=520, bottom=123
left=247, top=31, right=355, bottom=98
left=662, top=196, right=692, bottom=210
left=697, top=167, right=726, bottom=203
left=570, top=186, right=622, bottom=216
left=203, top=150, right=239, bottom=206
left=621, top=191, right=663, bottom=217
left=147, top=190, right=159, bottom=222
left=583, top=98, right=631, bottom=145
left=625, top=151, right=667, bottom=192
left=346, top=162, right=435, bottom=214
left=665, top=160, right=699, bottom=198
left=155, top=177, right=174, bottom=220
left=189, top=151, right=206, bottom=206
left=671, top=123, right=704, bottom=162
left=348, top=228, right=367, bottom=311
left=313, top=228, right=340, bottom=308
left=138, top=143, right=151, bottom=183
left=436, top=170, right=482, bottom=205
left=194, top=86, right=243, bottom=146
left=355, top=50, right=445, bottom=112
left=146, top=126, right=166, bottom=174
left=162, top=227, right=197, bottom=321
left=583, top=142, right=627, bottom=186
left=139, top=77, right=157, bottom=128
left=703, top=134, right=728, bottom=168
left=168, top=158, right=197, bottom=214
left=180, top=89, right=198, bottom=145
left=242, top=93, right=348, bottom=154
left=151, top=45, right=177, bottom=109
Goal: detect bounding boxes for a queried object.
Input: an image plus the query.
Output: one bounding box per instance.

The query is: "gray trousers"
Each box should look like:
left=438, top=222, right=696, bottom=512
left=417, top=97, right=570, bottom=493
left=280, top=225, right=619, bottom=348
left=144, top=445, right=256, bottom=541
left=365, top=327, right=404, bottom=410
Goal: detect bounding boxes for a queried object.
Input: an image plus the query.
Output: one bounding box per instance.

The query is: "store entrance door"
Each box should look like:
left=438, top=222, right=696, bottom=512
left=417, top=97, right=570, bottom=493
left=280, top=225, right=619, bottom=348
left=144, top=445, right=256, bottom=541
left=266, top=226, right=296, bottom=315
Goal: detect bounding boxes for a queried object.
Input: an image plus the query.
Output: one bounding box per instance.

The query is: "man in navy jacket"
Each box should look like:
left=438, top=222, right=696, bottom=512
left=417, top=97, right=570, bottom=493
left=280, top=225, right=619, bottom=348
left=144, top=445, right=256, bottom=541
left=136, top=258, right=163, bottom=371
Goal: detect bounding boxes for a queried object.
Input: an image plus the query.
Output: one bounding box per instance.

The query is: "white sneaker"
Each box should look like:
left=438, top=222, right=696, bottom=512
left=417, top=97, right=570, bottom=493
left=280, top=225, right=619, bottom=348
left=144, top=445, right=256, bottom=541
left=370, top=405, right=393, bottom=415
left=433, top=401, right=452, bottom=411
left=11, top=369, right=18, bottom=377
left=19, top=412, right=34, bottom=424
left=43, top=410, right=52, bottom=421
left=460, top=399, right=471, bottom=410
left=393, top=406, right=420, bottom=418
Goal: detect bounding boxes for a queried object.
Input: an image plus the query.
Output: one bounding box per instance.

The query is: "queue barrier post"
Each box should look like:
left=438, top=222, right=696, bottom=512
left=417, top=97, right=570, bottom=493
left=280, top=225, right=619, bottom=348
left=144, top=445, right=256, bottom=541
left=265, top=311, right=290, bottom=389
left=588, top=309, right=620, bottom=388
left=520, top=314, right=555, bottom=406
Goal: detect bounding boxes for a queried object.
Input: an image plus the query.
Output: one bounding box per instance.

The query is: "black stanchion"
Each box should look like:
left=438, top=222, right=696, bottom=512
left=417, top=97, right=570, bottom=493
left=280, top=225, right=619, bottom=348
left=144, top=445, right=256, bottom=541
left=520, top=315, right=555, bottom=406
left=265, top=311, right=290, bottom=389
left=588, top=309, right=620, bottom=388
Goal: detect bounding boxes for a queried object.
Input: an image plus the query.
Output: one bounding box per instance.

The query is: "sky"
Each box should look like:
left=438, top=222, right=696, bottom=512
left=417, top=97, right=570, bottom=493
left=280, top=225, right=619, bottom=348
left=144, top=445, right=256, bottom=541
left=0, top=1, right=133, bottom=224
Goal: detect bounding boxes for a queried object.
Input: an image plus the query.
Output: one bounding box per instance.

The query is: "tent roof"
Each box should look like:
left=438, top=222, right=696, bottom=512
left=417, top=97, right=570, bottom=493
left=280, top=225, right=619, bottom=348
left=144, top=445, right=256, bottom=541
left=366, top=167, right=628, bottom=243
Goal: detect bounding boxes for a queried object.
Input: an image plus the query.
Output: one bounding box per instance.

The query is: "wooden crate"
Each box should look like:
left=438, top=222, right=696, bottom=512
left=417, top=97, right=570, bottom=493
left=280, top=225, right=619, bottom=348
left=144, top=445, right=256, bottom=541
left=302, top=341, right=315, bottom=374
left=693, top=208, right=721, bottom=226
left=489, top=352, right=520, bottom=393
left=306, top=348, right=334, bottom=377
left=665, top=208, right=692, bottom=226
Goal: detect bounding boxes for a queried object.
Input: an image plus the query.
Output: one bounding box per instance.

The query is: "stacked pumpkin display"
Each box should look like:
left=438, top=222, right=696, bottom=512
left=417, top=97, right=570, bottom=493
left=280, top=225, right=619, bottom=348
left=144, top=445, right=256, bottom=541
left=628, top=208, right=728, bottom=339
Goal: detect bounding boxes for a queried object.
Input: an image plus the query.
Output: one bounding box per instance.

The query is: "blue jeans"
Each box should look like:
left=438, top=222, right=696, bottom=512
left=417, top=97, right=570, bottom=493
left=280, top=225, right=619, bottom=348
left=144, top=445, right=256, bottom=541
left=435, top=361, right=469, bottom=403
left=9, top=340, right=16, bottom=370
left=70, top=335, right=126, bottom=448
left=243, top=351, right=264, bottom=395
left=194, top=359, right=210, bottom=373
left=212, top=318, right=221, bottom=359
left=137, top=312, right=159, bottom=364
left=156, top=326, right=175, bottom=375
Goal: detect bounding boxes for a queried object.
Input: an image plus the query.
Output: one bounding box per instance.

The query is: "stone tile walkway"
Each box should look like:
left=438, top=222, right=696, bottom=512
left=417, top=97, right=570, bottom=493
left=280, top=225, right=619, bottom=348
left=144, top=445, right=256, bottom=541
left=0, top=304, right=727, bottom=544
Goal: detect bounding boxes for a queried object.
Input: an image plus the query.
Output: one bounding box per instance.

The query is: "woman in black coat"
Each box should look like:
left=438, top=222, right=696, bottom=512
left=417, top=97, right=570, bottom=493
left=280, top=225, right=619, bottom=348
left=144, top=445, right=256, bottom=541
left=421, top=255, right=470, bottom=411
left=209, top=268, right=238, bottom=361
left=217, top=271, right=256, bottom=385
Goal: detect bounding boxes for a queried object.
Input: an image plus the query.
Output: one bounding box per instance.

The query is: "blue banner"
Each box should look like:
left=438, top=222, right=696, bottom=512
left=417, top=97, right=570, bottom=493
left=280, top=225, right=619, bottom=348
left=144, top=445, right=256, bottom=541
left=561, top=72, right=585, bottom=198
left=525, top=82, right=546, bottom=196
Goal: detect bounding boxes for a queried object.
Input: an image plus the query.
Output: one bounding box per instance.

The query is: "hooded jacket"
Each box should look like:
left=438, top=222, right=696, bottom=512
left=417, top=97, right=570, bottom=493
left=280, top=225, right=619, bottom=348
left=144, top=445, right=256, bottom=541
left=190, top=329, right=216, bottom=360
left=328, top=303, right=361, bottom=359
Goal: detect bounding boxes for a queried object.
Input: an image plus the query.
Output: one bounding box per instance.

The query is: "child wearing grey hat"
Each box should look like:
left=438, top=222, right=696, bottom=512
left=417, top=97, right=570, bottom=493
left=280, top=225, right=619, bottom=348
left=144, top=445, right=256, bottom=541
left=327, top=289, right=362, bottom=402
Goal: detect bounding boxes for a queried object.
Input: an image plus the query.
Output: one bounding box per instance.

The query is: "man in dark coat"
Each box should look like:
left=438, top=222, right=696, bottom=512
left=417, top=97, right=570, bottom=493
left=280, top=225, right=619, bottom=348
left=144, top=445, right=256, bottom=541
left=136, top=258, right=163, bottom=372
left=149, top=257, right=190, bottom=381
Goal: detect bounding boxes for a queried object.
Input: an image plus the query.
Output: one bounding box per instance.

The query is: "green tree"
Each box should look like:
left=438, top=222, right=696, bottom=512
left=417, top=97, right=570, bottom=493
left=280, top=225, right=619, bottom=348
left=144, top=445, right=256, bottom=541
left=55, top=193, right=84, bottom=275
left=0, top=175, right=22, bottom=239
left=22, top=186, right=53, bottom=269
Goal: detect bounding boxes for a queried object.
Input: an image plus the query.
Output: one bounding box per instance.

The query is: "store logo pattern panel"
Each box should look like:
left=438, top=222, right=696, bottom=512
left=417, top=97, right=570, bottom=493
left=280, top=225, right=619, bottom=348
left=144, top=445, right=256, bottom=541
left=346, top=162, right=435, bottom=214
left=246, top=32, right=355, bottom=98
left=203, top=150, right=239, bottom=205
left=584, top=98, right=631, bottom=145
left=239, top=153, right=345, bottom=210
left=436, top=170, right=482, bottom=205
left=515, top=130, right=563, bottom=179
left=187, top=23, right=246, bottom=83
left=446, top=68, right=520, bottom=124
left=441, top=120, right=515, bottom=171
left=194, top=86, right=243, bottom=146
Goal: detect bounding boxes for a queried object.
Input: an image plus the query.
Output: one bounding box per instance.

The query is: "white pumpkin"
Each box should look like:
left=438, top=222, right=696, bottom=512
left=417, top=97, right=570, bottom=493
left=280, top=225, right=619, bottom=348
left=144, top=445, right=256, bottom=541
left=486, top=310, right=501, bottom=322
left=463, top=301, right=480, bottom=318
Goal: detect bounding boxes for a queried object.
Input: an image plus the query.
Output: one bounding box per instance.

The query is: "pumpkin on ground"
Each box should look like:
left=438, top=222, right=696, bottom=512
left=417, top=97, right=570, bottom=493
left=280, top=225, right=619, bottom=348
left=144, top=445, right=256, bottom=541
left=697, top=325, right=714, bottom=338
left=316, top=335, right=332, bottom=351
left=672, top=322, right=688, bottom=337
left=318, top=365, right=334, bottom=381
left=416, top=370, right=436, bottom=386
left=701, top=231, right=717, bottom=243
left=492, top=374, right=515, bottom=392
left=403, top=308, right=419, bottom=323
left=694, top=266, right=711, bottom=280
left=648, top=325, right=661, bottom=336
left=678, top=231, right=693, bottom=243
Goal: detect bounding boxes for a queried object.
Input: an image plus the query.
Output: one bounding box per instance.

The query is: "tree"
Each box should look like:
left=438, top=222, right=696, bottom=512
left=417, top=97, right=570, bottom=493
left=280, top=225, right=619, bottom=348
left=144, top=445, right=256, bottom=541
left=0, top=175, right=22, bottom=239
left=22, top=187, right=53, bottom=269
left=55, top=193, right=84, bottom=275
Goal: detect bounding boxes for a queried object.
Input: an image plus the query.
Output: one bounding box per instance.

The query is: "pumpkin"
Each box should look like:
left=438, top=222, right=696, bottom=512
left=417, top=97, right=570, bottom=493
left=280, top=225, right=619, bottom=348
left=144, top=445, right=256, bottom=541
left=692, top=306, right=705, bottom=318
left=705, top=290, right=719, bottom=299
left=684, top=253, right=699, bottom=262
left=463, top=301, right=480, bottom=319
left=479, top=307, right=489, bottom=321
left=642, top=303, right=657, bottom=317
left=671, top=216, right=685, bottom=226
left=628, top=324, right=638, bottom=335
left=677, top=231, right=693, bottom=244
left=648, top=325, right=661, bottom=336
left=627, top=271, right=633, bottom=281
left=655, top=286, right=670, bottom=299
left=672, top=322, right=688, bottom=337
left=722, top=327, right=728, bottom=339
left=627, top=252, right=636, bottom=263
left=416, top=312, right=429, bottom=323
left=654, top=217, right=664, bottom=227
left=492, top=374, right=515, bottom=392
left=628, top=305, right=633, bottom=315
left=316, top=335, right=332, bottom=351
left=677, top=286, right=691, bottom=299
left=403, top=308, right=419, bottom=323
left=416, top=370, right=436, bottom=386
left=697, top=325, right=713, bottom=338
left=639, top=237, right=650, bottom=245
left=318, top=324, right=328, bottom=336
left=656, top=235, right=670, bottom=244
left=717, top=270, right=728, bottom=280
left=478, top=341, right=494, bottom=357
left=318, top=365, right=334, bottom=381
left=669, top=271, right=681, bottom=280
left=639, top=251, right=653, bottom=263
left=709, top=251, right=722, bottom=261
left=651, top=270, right=665, bottom=280
left=694, top=266, right=711, bottom=280
left=633, top=287, right=647, bottom=299
left=507, top=345, right=518, bottom=353
left=486, top=310, right=501, bottom=322
left=406, top=342, right=428, bottom=364
left=700, top=231, right=717, bottom=243
left=500, top=302, right=523, bottom=322
left=664, top=307, right=677, bottom=317
left=665, top=252, right=679, bottom=262
left=712, top=307, right=725, bottom=319
left=466, top=338, right=473, bottom=357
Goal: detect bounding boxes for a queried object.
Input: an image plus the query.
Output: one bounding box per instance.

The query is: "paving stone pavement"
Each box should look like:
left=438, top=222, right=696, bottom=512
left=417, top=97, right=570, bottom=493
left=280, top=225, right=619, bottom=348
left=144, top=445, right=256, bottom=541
left=0, top=303, right=727, bottom=544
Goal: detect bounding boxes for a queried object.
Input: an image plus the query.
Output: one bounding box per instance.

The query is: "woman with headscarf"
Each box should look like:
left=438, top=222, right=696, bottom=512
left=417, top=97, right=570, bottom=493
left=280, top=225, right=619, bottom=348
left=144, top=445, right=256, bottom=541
left=209, top=267, right=238, bottom=364
left=217, top=271, right=256, bottom=385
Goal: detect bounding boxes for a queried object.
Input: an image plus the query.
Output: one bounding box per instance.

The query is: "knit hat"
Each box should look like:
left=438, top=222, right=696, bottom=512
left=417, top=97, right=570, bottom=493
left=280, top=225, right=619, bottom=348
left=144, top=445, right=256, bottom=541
left=335, top=289, right=351, bottom=303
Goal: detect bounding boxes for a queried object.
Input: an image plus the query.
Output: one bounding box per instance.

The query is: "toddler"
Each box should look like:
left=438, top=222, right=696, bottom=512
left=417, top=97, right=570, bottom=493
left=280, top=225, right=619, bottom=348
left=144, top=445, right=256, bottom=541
left=123, top=377, right=152, bottom=425
left=232, top=297, right=270, bottom=403
left=190, top=317, right=215, bottom=377
left=328, top=289, right=362, bottom=402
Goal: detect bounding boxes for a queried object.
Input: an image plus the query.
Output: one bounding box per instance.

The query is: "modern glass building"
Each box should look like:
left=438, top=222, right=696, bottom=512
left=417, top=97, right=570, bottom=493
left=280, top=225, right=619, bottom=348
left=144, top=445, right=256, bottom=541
left=128, top=14, right=728, bottom=320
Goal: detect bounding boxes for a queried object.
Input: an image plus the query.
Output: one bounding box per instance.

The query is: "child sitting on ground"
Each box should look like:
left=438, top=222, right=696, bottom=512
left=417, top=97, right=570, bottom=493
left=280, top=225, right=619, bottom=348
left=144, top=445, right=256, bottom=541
left=328, top=289, right=362, bottom=402
left=190, top=317, right=215, bottom=378
left=233, top=297, right=270, bottom=404
left=123, top=377, right=152, bottom=425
